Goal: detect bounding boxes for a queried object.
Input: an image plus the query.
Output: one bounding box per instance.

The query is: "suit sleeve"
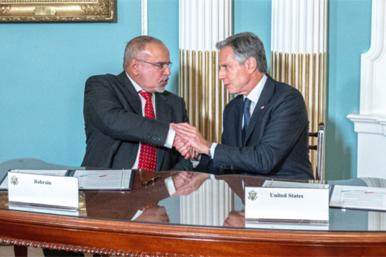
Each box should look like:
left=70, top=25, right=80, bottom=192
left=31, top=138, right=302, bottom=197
left=213, top=91, right=308, bottom=175
left=84, top=75, right=169, bottom=147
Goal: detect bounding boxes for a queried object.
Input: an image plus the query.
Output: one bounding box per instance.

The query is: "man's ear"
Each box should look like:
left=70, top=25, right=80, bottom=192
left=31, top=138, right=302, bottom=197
left=127, top=60, right=139, bottom=76
left=245, top=57, right=257, bottom=73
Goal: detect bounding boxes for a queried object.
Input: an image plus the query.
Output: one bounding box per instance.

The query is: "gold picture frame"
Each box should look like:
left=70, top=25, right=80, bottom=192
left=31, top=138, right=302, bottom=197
left=0, top=0, right=116, bottom=22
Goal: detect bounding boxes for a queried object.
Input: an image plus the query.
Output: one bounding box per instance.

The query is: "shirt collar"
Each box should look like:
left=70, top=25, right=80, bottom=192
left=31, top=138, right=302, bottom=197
left=245, top=74, right=267, bottom=104
left=125, top=72, right=143, bottom=93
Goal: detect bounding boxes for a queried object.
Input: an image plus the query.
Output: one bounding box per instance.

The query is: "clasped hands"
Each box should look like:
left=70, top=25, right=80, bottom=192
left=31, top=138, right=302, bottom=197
left=171, top=123, right=210, bottom=160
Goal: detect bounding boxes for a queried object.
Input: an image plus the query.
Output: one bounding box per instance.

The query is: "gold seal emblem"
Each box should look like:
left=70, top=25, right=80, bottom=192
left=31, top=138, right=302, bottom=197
left=248, top=190, right=257, bottom=201
left=10, top=175, right=18, bottom=186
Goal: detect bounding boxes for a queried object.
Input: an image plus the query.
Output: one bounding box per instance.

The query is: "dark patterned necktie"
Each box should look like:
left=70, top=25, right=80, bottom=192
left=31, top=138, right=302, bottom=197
left=138, top=91, right=156, bottom=170
left=242, top=98, right=251, bottom=142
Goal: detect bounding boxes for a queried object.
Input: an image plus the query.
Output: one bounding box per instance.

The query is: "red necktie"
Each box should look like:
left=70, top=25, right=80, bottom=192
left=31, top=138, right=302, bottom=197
left=138, top=91, right=157, bottom=170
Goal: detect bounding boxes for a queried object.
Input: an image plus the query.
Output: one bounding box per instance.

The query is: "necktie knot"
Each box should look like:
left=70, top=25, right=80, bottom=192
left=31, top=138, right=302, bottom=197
left=139, top=90, right=152, bottom=101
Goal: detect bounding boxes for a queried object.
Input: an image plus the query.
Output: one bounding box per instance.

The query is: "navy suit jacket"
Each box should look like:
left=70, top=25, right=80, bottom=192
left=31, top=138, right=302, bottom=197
left=197, top=76, right=313, bottom=180
left=81, top=71, right=192, bottom=171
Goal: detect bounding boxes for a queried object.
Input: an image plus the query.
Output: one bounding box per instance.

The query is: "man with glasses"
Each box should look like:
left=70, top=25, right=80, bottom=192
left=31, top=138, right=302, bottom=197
left=81, top=35, right=193, bottom=171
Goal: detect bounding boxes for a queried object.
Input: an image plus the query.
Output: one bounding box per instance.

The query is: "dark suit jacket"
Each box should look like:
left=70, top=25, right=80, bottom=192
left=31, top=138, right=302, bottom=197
left=197, top=76, right=313, bottom=180
left=81, top=71, right=192, bottom=171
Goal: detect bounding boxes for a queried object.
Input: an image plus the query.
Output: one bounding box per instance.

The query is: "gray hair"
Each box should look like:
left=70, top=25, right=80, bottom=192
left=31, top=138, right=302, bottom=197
left=123, top=35, right=165, bottom=68
left=216, top=32, right=267, bottom=73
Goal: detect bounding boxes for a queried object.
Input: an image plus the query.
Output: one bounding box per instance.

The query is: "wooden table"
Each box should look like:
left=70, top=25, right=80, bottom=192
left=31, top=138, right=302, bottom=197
left=1, top=171, right=386, bottom=256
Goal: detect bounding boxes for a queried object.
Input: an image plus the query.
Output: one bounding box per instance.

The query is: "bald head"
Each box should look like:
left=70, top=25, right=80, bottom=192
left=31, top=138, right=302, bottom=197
left=123, top=35, right=166, bottom=69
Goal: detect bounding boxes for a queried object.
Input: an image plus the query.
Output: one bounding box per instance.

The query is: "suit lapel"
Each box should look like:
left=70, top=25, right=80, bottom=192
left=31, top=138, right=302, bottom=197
left=117, top=72, right=142, bottom=115
left=234, top=97, right=244, bottom=146
left=155, top=93, right=172, bottom=122
left=154, top=93, right=173, bottom=170
left=244, top=77, right=275, bottom=144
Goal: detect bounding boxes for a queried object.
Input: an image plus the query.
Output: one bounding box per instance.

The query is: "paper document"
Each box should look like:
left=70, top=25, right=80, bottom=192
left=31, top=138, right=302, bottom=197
left=330, top=185, right=386, bottom=211
left=0, top=169, right=133, bottom=191
left=72, top=170, right=133, bottom=190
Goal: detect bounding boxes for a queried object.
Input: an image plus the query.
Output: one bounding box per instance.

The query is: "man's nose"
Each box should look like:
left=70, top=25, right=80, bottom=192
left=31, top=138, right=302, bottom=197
left=163, top=66, right=171, bottom=76
left=218, top=70, right=225, bottom=80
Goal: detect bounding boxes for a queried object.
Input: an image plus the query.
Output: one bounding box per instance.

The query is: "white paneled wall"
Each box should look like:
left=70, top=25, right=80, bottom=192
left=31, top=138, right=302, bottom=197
left=348, top=0, right=386, bottom=178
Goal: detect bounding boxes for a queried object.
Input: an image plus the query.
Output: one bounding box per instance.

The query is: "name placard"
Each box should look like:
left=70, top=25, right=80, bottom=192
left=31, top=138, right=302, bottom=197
left=245, top=186, right=329, bottom=230
left=8, top=171, right=79, bottom=210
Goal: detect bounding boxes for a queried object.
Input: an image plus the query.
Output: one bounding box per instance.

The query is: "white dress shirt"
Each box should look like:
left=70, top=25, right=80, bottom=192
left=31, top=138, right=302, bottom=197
left=126, top=73, right=175, bottom=169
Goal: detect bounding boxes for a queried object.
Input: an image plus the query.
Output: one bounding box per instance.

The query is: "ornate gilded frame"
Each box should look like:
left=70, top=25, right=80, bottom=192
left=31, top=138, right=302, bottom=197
left=0, top=0, right=116, bottom=22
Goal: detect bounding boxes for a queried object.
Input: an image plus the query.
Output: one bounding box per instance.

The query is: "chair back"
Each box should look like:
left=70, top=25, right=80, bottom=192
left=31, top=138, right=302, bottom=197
left=309, top=123, right=325, bottom=182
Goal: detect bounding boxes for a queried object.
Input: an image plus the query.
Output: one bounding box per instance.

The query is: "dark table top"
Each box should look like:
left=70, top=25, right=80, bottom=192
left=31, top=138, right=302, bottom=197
left=1, top=167, right=386, bottom=232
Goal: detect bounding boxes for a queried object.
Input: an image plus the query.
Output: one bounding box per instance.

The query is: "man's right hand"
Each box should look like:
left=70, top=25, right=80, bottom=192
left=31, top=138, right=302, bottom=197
left=173, top=172, right=209, bottom=196
left=171, top=123, right=199, bottom=160
left=172, top=123, right=211, bottom=156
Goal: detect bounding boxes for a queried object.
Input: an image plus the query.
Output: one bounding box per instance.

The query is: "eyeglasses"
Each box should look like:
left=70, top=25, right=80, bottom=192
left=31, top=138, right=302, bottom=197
left=136, top=59, right=172, bottom=70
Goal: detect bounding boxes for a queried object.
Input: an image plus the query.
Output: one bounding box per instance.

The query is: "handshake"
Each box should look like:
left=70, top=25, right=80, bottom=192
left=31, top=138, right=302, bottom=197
left=170, top=123, right=211, bottom=160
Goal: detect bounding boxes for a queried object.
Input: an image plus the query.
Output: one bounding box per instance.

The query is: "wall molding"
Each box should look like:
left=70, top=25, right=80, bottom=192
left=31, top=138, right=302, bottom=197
left=359, top=0, right=385, bottom=114
left=141, top=0, right=148, bottom=35
left=347, top=114, right=386, bottom=136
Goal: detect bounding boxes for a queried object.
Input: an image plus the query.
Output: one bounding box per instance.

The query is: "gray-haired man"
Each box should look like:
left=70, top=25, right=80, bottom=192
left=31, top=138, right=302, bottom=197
left=173, top=32, right=313, bottom=180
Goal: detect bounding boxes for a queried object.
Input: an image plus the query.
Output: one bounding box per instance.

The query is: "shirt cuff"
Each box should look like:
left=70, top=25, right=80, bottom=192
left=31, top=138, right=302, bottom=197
left=164, top=126, right=176, bottom=149
left=209, top=143, right=218, bottom=159
left=164, top=177, right=176, bottom=196
left=191, top=154, right=202, bottom=168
